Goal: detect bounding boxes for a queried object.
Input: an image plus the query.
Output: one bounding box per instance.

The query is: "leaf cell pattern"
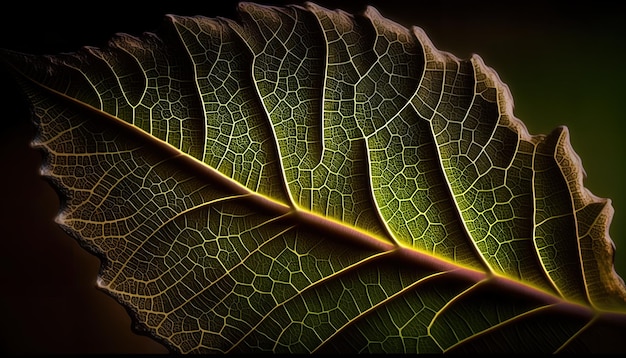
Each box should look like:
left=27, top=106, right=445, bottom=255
left=2, top=2, right=626, bottom=353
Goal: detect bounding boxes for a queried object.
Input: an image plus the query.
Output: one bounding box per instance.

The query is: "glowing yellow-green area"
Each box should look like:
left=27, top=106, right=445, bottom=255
left=3, top=2, right=625, bottom=354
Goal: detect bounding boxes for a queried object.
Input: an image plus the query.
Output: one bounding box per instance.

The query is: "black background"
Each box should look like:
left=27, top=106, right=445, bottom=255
left=1, top=0, right=625, bottom=354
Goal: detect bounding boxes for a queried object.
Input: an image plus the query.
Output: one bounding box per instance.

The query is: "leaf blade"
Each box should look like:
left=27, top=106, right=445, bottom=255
left=2, top=1, right=620, bottom=349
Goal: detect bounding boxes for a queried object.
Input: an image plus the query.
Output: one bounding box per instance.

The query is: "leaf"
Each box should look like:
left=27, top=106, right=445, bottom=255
left=2, top=2, right=626, bottom=354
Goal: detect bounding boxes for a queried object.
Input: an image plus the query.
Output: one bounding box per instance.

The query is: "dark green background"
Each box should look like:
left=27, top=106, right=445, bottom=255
left=1, top=0, right=624, bottom=353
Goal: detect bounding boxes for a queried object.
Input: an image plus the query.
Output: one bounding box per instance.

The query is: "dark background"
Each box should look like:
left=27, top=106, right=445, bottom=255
left=1, top=0, right=624, bottom=354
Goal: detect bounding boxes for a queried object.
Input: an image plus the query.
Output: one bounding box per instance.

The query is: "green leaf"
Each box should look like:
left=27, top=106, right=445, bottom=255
left=2, top=2, right=625, bottom=353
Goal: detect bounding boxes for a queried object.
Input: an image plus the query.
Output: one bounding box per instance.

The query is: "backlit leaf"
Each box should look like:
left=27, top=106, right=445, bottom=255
left=2, top=2, right=625, bottom=353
